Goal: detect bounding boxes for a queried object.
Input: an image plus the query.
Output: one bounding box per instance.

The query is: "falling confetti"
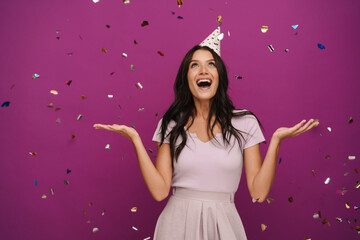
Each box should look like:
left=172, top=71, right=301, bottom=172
left=344, top=172, right=349, bottom=176
left=83, top=210, right=87, bottom=215
left=348, top=117, right=353, bottom=124
left=54, top=107, right=61, bottom=111
left=284, top=49, right=289, bottom=52
left=317, top=43, right=325, bottom=49
left=261, top=224, right=267, bottom=231
left=312, top=170, right=315, bottom=176
left=279, top=157, right=282, bottom=164
left=64, top=180, right=69, bottom=185
left=268, top=45, right=274, bottom=52
left=355, top=206, right=359, bottom=211
left=50, top=188, right=54, bottom=195
left=108, top=95, right=114, bottom=98
left=131, top=64, right=135, bottom=71
left=349, top=156, right=356, bottom=160
left=77, top=114, right=82, bottom=120
left=134, top=39, right=138, bottom=45
left=66, top=80, right=72, bottom=86
left=266, top=198, right=274, bottom=203
left=322, top=219, right=331, bottom=226
left=67, top=169, right=71, bottom=174
left=56, top=118, right=61, bottom=123
left=50, top=90, right=58, bottom=95
left=336, top=217, right=343, bottom=222
left=313, top=212, right=320, bottom=219
left=138, top=108, right=145, bottom=111
left=155, top=112, right=159, bottom=117
left=48, top=103, right=54, bottom=107
left=34, top=180, right=38, bottom=186
left=355, top=168, right=359, bottom=174
left=41, top=194, right=47, bottom=199
left=92, top=227, right=99, bottom=233
left=177, top=0, right=183, bottom=7
left=144, top=237, right=151, bottom=240
left=1, top=101, right=10, bottom=107
left=141, top=21, right=149, bottom=27
left=157, top=51, right=164, bottom=56
left=105, top=144, right=110, bottom=150
left=131, top=207, right=137, bottom=212
left=136, top=82, right=143, bottom=89
left=132, top=226, right=138, bottom=231
left=235, top=75, right=242, bottom=79
left=32, top=73, right=40, bottom=79
left=149, top=148, right=153, bottom=153
left=101, top=48, right=107, bottom=53
left=71, top=134, right=76, bottom=139
left=346, top=202, right=350, bottom=209
left=29, top=152, right=37, bottom=156
left=123, top=0, right=130, bottom=5
left=327, top=127, right=331, bottom=132
left=261, top=26, right=268, bottom=33
left=355, top=181, right=360, bottom=188
left=101, top=210, right=106, bottom=216
left=81, top=95, right=86, bottom=100
left=89, top=202, right=93, bottom=207
left=292, top=25, right=299, bottom=29
left=122, top=53, right=128, bottom=57
left=177, top=16, right=183, bottom=19
left=106, top=25, right=110, bottom=28
left=325, top=155, right=331, bottom=159
left=288, top=196, right=294, bottom=203
left=324, top=177, right=331, bottom=184
left=217, top=15, right=222, bottom=24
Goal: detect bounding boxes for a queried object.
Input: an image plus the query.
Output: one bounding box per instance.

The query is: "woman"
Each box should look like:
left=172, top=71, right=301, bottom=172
left=93, top=45, right=319, bottom=239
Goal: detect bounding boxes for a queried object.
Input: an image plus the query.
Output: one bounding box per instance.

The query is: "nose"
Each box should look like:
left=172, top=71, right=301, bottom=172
left=199, top=64, right=209, bottom=75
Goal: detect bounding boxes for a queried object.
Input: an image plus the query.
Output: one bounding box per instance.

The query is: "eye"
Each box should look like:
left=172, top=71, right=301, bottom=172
left=190, top=63, right=198, bottom=68
left=208, top=62, right=215, bottom=67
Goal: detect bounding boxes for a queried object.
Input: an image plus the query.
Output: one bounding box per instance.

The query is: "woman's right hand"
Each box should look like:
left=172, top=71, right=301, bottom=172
left=93, top=123, right=139, bottom=141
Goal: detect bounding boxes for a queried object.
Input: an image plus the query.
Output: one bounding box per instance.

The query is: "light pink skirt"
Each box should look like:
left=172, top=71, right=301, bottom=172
left=153, top=187, right=248, bottom=240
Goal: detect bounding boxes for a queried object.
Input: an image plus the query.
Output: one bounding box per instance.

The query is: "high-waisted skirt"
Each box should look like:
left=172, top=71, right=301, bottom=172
left=153, top=187, right=248, bottom=240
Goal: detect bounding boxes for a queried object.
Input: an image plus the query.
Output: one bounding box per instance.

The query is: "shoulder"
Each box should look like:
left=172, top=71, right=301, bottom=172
left=231, top=109, right=258, bottom=129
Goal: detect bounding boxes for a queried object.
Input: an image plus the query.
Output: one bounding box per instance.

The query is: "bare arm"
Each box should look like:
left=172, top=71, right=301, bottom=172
left=93, top=124, right=172, bottom=201
left=244, top=119, right=319, bottom=203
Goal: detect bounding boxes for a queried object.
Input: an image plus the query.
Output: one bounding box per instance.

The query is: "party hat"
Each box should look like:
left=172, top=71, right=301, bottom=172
left=199, top=26, right=223, bottom=56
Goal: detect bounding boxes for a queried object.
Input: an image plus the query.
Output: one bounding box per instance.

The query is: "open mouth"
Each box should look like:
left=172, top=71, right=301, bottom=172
left=196, top=79, right=212, bottom=88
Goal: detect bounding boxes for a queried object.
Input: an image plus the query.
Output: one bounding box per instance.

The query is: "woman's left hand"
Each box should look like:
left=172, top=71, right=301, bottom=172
left=273, top=119, right=319, bottom=143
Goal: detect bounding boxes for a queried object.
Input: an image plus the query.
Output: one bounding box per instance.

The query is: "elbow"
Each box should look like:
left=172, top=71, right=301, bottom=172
left=152, top=190, right=170, bottom=202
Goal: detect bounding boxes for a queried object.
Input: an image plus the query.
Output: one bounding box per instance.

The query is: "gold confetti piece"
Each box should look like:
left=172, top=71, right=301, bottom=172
left=355, top=181, right=360, bottom=188
left=355, top=168, right=358, bottom=174
left=105, top=144, right=110, bottom=150
left=131, top=207, right=137, bottom=212
left=131, top=64, right=135, bottom=71
left=92, top=227, right=99, bottom=233
left=55, top=107, right=61, bottom=111
left=108, top=95, right=114, bottom=98
left=288, top=196, right=294, bottom=203
left=260, top=223, right=267, bottom=231
left=324, top=177, right=330, bottom=184
left=266, top=197, right=274, bottom=203
left=81, top=95, right=86, bottom=100
left=325, top=155, right=331, bottom=159
left=217, top=15, right=222, bottom=24
left=89, top=202, right=93, bottom=207
left=122, top=53, right=128, bottom=57
left=29, top=152, right=37, bottom=156
left=327, top=127, right=331, bottom=132
left=41, top=194, right=47, bottom=199
left=50, top=188, right=54, bottom=195
left=346, top=202, right=350, bottom=209
left=50, top=90, right=58, bottom=95
left=132, top=226, right=138, bottom=231
left=101, top=48, right=107, bottom=53
left=48, top=103, right=54, bottom=108
left=177, top=0, right=183, bottom=7
left=349, top=156, right=356, bottom=160
left=83, top=210, right=87, bottom=215
left=101, top=210, right=106, bottom=216
left=268, top=45, right=274, bottom=52
left=312, top=170, right=315, bottom=176
left=348, top=117, right=353, bottom=124
left=134, top=39, right=138, bottom=45
left=344, top=172, right=349, bottom=176
left=64, top=180, right=69, bottom=185
left=123, top=0, right=130, bottom=5
left=71, top=134, right=76, bottom=139
left=322, top=219, right=331, bottom=226
left=77, top=114, right=82, bottom=120
left=138, top=108, right=145, bottom=111
left=228, top=31, right=230, bottom=36
left=261, top=26, right=268, bottom=33
left=86, top=220, right=91, bottom=223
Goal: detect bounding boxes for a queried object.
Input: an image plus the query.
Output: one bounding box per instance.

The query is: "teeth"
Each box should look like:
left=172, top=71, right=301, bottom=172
left=196, top=79, right=211, bottom=84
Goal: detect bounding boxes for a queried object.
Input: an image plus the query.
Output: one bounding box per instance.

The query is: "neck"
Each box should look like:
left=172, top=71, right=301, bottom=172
left=193, top=99, right=212, bottom=121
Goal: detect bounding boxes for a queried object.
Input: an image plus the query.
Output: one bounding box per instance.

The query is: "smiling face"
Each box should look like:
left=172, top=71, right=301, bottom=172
left=187, top=49, right=219, bottom=103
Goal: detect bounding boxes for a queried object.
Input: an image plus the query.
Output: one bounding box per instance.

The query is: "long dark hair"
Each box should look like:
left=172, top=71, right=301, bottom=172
left=158, top=45, right=264, bottom=165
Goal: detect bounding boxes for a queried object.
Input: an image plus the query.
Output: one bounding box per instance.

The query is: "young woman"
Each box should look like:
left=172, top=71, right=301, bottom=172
left=93, top=45, right=319, bottom=239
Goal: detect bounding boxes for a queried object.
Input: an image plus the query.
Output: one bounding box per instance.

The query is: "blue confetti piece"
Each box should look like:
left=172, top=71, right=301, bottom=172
left=32, top=73, right=40, bottom=79
left=279, top=157, right=282, bottom=164
left=34, top=180, right=38, bottom=186
left=317, top=43, right=325, bottom=49
left=292, top=25, right=299, bottom=29
left=177, top=16, right=183, bottom=19
left=1, top=101, right=10, bottom=107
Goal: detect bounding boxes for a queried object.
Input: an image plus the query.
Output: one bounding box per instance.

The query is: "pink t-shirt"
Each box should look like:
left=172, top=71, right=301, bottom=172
left=152, top=110, right=265, bottom=193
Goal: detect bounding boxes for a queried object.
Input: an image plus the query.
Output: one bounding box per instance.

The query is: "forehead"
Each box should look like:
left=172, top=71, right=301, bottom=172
left=191, top=49, right=214, bottom=60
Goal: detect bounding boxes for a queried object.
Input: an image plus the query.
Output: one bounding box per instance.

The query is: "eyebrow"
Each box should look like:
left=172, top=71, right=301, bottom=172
left=190, top=59, right=215, bottom=63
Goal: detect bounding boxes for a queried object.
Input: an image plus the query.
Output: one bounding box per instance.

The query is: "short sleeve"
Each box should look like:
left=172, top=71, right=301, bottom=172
left=152, top=118, right=174, bottom=144
left=243, top=115, right=265, bottom=149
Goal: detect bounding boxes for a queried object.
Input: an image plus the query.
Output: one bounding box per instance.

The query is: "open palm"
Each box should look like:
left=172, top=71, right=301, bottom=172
left=273, top=119, right=319, bottom=142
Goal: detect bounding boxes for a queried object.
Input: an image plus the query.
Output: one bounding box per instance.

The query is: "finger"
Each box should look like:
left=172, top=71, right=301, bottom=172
left=294, top=119, right=318, bottom=135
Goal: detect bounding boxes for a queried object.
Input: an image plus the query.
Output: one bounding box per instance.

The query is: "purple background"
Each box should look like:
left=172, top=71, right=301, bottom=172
left=0, top=0, right=359, bottom=239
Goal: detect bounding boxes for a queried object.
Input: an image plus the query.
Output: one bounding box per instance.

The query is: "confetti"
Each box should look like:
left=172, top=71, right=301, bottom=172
left=66, top=80, right=72, bottom=86
left=123, top=0, right=130, bottom=5
left=344, top=172, right=349, bottom=176
left=149, top=148, right=153, bottom=153
left=131, top=64, right=135, bottom=71
left=288, top=196, right=294, bottom=203
left=106, top=25, right=110, bottom=28
left=155, top=112, right=159, bottom=117
left=89, top=202, right=93, bottom=207
left=355, top=181, right=360, bottom=188
left=131, top=124, right=136, bottom=128
left=228, top=31, right=230, bottom=36
left=217, top=15, right=222, bottom=24
left=86, top=220, right=91, bottom=223
left=284, top=49, right=289, bottom=52
left=67, top=169, right=71, bottom=174
left=325, top=155, right=331, bottom=159
left=101, top=48, right=107, bottom=53
left=1, top=101, right=10, bottom=107
left=92, top=227, right=99, bottom=233
left=136, top=82, right=143, bottom=89
left=261, top=224, right=267, bottom=231
left=292, top=25, right=299, bottom=29
left=141, top=21, right=149, bottom=27
left=346, top=202, right=350, bottom=209
left=122, top=53, right=128, bottom=57
left=29, top=152, right=37, bottom=156
left=93, top=0, right=100, bottom=3
left=336, top=189, right=346, bottom=195
left=54, top=107, right=61, bottom=111
left=322, top=219, right=330, bottom=226
left=355, top=206, right=359, bottom=211
left=105, top=144, right=110, bottom=150
left=134, top=39, right=138, bottom=45
left=56, top=118, right=61, bottom=123
left=261, top=26, right=268, bottom=33
left=131, top=207, right=137, bottom=212
left=32, top=73, right=40, bottom=79
left=144, top=237, right=151, bottom=240
left=355, top=168, right=359, bottom=174
left=50, top=188, right=54, bottom=195
left=234, top=75, right=243, bottom=80
left=81, top=95, right=86, bottom=100
left=324, top=177, right=330, bottom=184
left=34, top=180, right=38, bottom=186
left=48, top=103, right=54, bottom=107
left=266, top=197, right=274, bottom=203
left=304, top=237, right=311, bottom=240
left=101, top=210, right=106, bottom=216
left=349, top=156, right=356, bottom=160
left=50, top=90, right=58, bottom=95
left=138, top=108, right=145, bottom=111
left=110, top=72, right=115, bottom=75
left=132, top=226, right=138, bottom=231
left=41, top=194, right=47, bottom=199
left=313, top=212, right=320, bottom=219
left=348, top=117, right=353, bottom=124
left=177, top=16, right=183, bottom=19
left=336, top=217, right=343, bottom=222
left=157, top=51, right=164, bottom=56
left=71, top=134, right=76, bottom=139
left=77, top=114, right=82, bottom=120
left=268, top=45, right=274, bottom=52
left=327, top=127, right=331, bottom=132
left=108, top=95, right=114, bottom=98
left=64, top=180, right=69, bottom=185
left=317, top=43, right=325, bottom=50
left=312, top=170, right=315, bottom=176
left=177, top=0, right=183, bottom=7
left=279, top=157, right=282, bottom=164
left=83, top=210, right=87, bottom=215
